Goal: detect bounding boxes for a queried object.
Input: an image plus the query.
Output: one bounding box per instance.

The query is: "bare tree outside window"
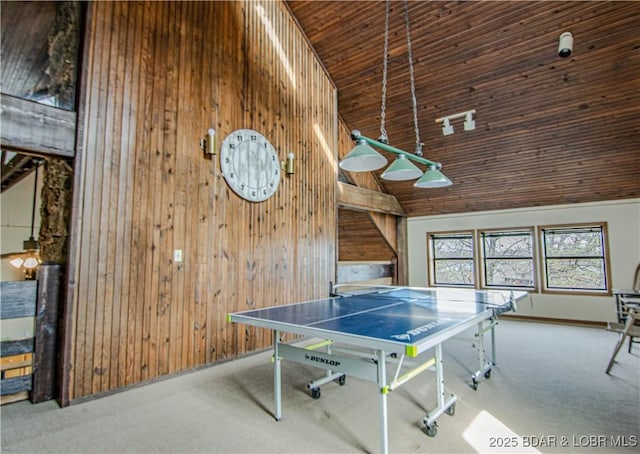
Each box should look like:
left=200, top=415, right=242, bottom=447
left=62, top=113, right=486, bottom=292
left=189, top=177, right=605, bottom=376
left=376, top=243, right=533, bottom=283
left=429, top=233, right=474, bottom=287
left=482, top=230, right=535, bottom=289
left=428, top=223, right=609, bottom=293
left=541, top=225, right=608, bottom=291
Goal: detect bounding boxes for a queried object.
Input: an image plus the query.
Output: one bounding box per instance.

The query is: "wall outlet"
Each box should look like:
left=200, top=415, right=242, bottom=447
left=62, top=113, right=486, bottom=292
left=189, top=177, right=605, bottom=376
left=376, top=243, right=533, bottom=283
left=174, top=249, right=183, bottom=263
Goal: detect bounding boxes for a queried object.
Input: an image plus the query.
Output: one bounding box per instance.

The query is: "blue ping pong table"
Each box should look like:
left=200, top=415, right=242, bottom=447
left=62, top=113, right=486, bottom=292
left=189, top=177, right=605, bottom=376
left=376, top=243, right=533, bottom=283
left=228, top=285, right=529, bottom=454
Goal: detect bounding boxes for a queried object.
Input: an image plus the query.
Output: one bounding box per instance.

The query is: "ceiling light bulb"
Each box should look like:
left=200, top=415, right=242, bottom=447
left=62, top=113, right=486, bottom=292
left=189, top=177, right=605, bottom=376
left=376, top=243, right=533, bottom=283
left=23, top=257, right=39, bottom=269
left=9, top=257, right=24, bottom=269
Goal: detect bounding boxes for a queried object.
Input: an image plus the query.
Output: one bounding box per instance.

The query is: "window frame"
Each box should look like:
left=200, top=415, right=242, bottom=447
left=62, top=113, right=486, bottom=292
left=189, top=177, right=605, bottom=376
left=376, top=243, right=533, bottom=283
left=427, top=230, right=476, bottom=288
left=477, top=227, right=537, bottom=291
left=537, top=222, right=612, bottom=296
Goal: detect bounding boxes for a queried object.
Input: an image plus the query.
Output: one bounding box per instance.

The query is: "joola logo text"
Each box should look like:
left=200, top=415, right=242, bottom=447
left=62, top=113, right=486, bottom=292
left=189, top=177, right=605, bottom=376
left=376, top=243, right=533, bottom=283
left=391, top=320, right=444, bottom=340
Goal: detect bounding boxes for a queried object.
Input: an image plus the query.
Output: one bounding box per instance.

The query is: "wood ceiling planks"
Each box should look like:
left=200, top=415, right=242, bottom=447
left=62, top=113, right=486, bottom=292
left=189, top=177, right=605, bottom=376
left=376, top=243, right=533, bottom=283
left=287, top=0, right=640, bottom=216
left=0, top=1, right=55, bottom=99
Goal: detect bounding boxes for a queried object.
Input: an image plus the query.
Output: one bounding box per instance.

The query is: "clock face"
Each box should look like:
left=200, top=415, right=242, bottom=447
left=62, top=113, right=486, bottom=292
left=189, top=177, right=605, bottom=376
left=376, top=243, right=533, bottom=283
left=220, top=129, right=281, bottom=202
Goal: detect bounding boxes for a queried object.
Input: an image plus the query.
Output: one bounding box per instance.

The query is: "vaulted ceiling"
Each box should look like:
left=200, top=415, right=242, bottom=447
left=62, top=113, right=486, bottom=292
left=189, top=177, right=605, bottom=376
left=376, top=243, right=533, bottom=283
left=2, top=2, right=639, bottom=215
left=287, top=1, right=640, bottom=216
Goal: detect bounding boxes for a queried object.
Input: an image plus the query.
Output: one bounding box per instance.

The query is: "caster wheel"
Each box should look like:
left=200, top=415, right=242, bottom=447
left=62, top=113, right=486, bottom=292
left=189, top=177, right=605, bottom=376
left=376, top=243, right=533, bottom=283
left=445, top=403, right=455, bottom=416
left=311, top=388, right=321, bottom=399
left=337, top=374, right=346, bottom=386
left=425, top=424, right=438, bottom=437
left=471, top=378, right=479, bottom=391
left=484, top=369, right=492, bottom=379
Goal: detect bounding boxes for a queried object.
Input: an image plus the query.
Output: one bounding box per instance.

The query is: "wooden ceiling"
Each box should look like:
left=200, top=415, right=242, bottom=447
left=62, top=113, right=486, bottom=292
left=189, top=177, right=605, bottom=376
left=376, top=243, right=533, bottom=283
left=0, top=1, right=55, bottom=101
left=287, top=1, right=640, bottom=217
left=2, top=1, right=638, bottom=214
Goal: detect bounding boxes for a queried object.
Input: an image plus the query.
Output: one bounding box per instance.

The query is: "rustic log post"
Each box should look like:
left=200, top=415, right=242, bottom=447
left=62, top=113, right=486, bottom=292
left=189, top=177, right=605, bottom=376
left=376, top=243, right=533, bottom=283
left=31, top=264, right=61, bottom=403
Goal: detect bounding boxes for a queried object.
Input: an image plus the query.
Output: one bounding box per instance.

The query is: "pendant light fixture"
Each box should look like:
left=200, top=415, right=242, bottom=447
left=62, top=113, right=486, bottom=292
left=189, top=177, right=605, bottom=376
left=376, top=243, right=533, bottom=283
left=339, top=0, right=452, bottom=188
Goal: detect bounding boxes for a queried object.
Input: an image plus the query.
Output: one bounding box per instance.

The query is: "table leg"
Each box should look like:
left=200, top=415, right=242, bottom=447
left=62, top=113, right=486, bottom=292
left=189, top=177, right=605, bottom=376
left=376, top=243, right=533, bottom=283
left=615, top=294, right=623, bottom=323
left=471, top=321, right=491, bottom=389
left=491, top=320, right=497, bottom=365
left=377, top=349, right=389, bottom=454
left=423, top=343, right=456, bottom=437
left=274, top=330, right=282, bottom=421
left=436, top=343, right=445, bottom=408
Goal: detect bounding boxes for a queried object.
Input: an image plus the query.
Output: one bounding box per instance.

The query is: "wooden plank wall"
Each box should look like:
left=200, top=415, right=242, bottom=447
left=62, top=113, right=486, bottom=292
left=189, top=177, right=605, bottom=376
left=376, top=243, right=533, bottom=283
left=65, top=0, right=336, bottom=402
left=338, top=209, right=394, bottom=262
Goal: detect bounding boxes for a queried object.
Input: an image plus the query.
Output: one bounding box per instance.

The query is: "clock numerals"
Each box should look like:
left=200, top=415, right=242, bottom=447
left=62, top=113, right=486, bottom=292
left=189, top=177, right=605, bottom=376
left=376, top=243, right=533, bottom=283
left=220, top=129, right=281, bottom=202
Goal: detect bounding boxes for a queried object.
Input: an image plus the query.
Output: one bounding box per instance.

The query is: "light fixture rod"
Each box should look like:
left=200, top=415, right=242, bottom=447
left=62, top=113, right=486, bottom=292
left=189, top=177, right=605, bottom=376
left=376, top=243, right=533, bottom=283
left=435, top=109, right=476, bottom=124
left=351, top=131, right=440, bottom=168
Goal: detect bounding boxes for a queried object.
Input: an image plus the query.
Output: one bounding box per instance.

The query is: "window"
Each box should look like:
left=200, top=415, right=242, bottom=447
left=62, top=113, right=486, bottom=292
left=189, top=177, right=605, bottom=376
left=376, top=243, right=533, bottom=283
left=539, top=223, right=610, bottom=293
left=426, top=222, right=610, bottom=294
left=428, top=232, right=475, bottom=287
left=480, top=229, right=535, bottom=289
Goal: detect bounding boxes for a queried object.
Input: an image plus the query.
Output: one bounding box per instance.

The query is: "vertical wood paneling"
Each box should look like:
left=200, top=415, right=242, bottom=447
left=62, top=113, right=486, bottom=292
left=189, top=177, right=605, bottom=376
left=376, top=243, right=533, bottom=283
left=122, top=0, right=144, bottom=387
left=67, top=0, right=337, bottom=401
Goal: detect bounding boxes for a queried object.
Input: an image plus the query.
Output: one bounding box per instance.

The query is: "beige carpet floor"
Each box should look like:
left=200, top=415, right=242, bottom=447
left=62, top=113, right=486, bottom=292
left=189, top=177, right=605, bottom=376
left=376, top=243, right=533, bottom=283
left=1, top=319, right=639, bottom=453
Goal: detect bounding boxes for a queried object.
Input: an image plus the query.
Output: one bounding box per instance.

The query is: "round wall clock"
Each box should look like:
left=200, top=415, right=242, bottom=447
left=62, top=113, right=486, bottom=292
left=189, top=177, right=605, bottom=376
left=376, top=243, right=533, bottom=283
left=220, top=129, right=281, bottom=202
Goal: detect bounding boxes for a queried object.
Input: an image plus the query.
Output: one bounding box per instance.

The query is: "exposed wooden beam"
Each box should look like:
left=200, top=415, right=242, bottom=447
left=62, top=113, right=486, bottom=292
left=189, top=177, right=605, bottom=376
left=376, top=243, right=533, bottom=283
left=0, top=153, right=39, bottom=192
left=0, top=93, right=76, bottom=158
left=369, top=211, right=398, bottom=253
left=337, top=181, right=406, bottom=216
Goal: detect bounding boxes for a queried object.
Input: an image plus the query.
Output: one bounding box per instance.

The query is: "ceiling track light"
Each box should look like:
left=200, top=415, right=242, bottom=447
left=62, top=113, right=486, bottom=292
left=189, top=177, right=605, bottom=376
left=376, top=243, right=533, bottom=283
left=435, top=109, right=476, bottom=136
left=441, top=118, right=454, bottom=136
